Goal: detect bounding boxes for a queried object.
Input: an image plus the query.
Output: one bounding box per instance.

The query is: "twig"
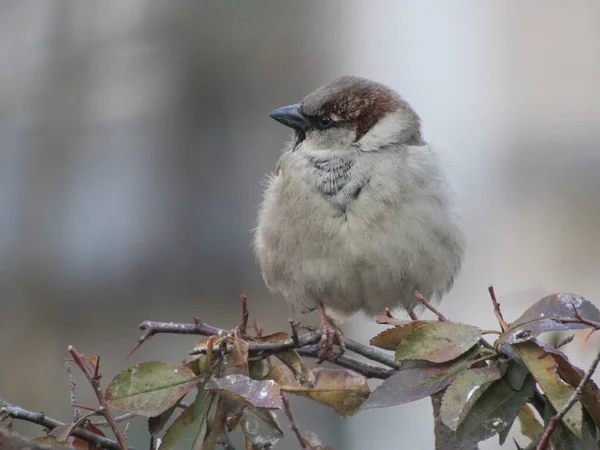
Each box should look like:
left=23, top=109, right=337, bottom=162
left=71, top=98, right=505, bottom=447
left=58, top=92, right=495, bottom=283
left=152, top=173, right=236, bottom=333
left=64, top=359, right=79, bottom=423
left=488, top=286, right=509, bottom=332
left=69, top=346, right=129, bottom=450
left=296, top=346, right=394, bottom=379
left=281, top=392, right=308, bottom=449
left=0, top=402, right=126, bottom=450
left=408, top=310, right=419, bottom=321
left=91, top=401, right=190, bottom=427
left=126, top=319, right=225, bottom=359
left=414, top=291, right=449, bottom=322
left=536, top=347, right=600, bottom=450
left=239, top=295, right=249, bottom=335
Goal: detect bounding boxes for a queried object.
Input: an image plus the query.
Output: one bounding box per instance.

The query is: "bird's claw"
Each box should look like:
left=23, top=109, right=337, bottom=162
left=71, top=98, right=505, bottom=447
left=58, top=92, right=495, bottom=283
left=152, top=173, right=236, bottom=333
left=316, top=321, right=345, bottom=362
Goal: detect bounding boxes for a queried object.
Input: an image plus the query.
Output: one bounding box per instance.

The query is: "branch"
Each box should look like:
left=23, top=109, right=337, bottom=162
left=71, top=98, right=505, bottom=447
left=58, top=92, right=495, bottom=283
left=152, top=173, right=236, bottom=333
left=414, top=291, right=448, bottom=322
left=536, top=347, right=600, bottom=450
left=488, top=285, right=509, bottom=332
left=68, top=346, right=129, bottom=450
left=281, top=393, right=308, bottom=449
left=0, top=401, right=126, bottom=450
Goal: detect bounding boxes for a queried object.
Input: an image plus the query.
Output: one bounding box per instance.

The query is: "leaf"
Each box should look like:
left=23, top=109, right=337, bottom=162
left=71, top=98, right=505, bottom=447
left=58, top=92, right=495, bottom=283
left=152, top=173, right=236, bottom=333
left=506, top=360, right=530, bottom=391
left=360, top=357, right=471, bottom=410
left=205, top=374, right=283, bottom=409
left=518, top=404, right=543, bottom=441
left=370, top=321, right=481, bottom=363
left=160, top=386, right=209, bottom=450
left=541, top=342, right=600, bottom=429
left=393, top=322, right=482, bottom=363
left=148, top=397, right=182, bottom=436
left=240, top=406, right=283, bottom=448
left=71, top=423, right=105, bottom=450
left=514, top=341, right=583, bottom=438
left=49, top=411, right=97, bottom=443
left=105, top=361, right=203, bottom=417
left=232, top=334, right=249, bottom=368
left=275, top=350, right=315, bottom=387
left=267, top=365, right=369, bottom=416
left=500, top=293, right=600, bottom=344
left=440, top=364, right=502, bottom=431
left=450, top=376, right=535, bottom=448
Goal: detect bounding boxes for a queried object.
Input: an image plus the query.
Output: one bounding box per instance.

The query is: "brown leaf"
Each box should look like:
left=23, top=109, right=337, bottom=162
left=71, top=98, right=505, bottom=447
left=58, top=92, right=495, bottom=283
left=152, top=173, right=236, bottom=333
left=440, top=364, right=502, bottom=431
left=232, top=333, right=249, bottom=368
left=500, top=293, right=600, bottom=344
left=205, top=374, right=283, bottom=409
left=49, top=411, right=96, bottom=443
left=514, top=341, right=583, bottom=438
left=275, top=350, right=315, bottom=387
left=71, top=423, right=105, bottom=450
left=266, top=365, right=369, bottom=416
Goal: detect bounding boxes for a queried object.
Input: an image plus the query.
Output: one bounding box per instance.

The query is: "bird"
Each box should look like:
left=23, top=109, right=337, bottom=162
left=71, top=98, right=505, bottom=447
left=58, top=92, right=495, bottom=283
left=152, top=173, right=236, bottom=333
left=253, top=76, right=465, bottom=360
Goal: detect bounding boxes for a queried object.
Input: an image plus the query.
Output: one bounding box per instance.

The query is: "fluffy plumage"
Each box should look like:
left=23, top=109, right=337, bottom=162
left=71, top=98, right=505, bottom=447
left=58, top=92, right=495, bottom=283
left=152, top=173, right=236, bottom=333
left=254, top=76, right=464, bottom=324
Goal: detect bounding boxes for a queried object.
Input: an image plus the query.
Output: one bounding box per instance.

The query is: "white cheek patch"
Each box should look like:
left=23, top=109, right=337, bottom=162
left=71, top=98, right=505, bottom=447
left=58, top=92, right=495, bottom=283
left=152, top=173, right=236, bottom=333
left=356, top=111, right=407, bottom=152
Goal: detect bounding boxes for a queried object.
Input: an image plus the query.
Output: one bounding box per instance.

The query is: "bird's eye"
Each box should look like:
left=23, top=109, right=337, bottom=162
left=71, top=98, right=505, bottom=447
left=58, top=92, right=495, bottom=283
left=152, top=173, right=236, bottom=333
left=316, top=115, right=333, bottom=129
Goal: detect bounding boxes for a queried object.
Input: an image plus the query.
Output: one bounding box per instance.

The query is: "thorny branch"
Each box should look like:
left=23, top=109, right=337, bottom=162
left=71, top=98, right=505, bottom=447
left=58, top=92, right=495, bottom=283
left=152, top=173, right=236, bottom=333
left=0, top=400, right=126, bottom=450
left=68, top=346, right=129, bottom=450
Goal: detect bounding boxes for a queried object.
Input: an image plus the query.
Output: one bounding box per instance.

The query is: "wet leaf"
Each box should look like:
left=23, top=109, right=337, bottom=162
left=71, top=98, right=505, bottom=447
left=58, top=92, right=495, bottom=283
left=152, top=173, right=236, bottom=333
left=393, top=322, right=482, bottom=363
left=105, top=361, right=203, bottom=417
left=518, top=404, right=543, bottom=441
left=267, top=365, right=369, bottom=416
left=360, top=358, right=471, bottom=410
left=205, top=374, right=283, bottom=409
left=514, top=341, right=583, bottom=438
left=31, top=435, right=59, bottom=445
left=240, top=406, right=283, bottom=448
left=440, top=364, right=502, bottom=431
left=450, top=376, right=535, bottom=448
left=160, top=386, right=210, bottom=450
left=500, top=293, right=600, bottom=344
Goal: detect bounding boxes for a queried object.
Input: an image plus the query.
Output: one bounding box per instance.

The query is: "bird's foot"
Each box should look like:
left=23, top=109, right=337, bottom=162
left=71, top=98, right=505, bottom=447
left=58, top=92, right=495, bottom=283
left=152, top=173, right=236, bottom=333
left=316, top=303, right=345, bottom=362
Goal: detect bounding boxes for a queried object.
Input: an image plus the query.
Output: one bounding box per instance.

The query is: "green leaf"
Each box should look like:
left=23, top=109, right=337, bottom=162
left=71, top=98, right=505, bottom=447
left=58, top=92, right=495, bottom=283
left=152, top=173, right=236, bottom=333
left=370, top=321, right=481, bottom=363
left=514, top=341, right=583, bottom=438
left=160, top=386, right=209, bottom=450
left=393, top=322, right=482, bottom=363
left=440, top=364, right=502, bottom=431
left=450, top=376, right=535, bottom=448
left=518, top=404, right=543, bottom=441
left=105, top=361, right=203, bottom=417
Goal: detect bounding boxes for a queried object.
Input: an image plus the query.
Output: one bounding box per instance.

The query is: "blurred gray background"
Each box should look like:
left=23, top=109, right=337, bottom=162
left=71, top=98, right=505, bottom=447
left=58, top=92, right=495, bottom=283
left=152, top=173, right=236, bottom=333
left=2, top=1, right=600, bottom=449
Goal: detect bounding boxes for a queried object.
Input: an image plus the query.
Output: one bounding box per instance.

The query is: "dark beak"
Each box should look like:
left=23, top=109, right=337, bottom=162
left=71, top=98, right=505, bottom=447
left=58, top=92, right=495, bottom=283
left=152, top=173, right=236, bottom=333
left=268, top=104, right=310, bottom=131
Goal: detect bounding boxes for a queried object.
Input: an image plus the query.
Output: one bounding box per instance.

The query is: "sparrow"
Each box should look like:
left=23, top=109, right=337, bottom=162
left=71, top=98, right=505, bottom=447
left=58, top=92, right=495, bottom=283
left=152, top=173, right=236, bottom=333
left=253, top=76, right=465, bottom=359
